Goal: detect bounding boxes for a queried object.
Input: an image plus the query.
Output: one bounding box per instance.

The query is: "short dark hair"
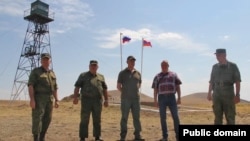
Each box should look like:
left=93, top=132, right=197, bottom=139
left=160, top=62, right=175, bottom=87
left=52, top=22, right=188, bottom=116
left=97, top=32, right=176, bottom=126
left=41, top=53, right=51, bottom=59
left=127, top=55, right=136, bottom=61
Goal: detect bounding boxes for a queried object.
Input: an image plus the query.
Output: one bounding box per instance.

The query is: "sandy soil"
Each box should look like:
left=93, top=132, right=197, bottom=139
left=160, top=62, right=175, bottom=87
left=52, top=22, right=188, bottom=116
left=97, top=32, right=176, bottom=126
left=0, top=100, right=249, bottom=141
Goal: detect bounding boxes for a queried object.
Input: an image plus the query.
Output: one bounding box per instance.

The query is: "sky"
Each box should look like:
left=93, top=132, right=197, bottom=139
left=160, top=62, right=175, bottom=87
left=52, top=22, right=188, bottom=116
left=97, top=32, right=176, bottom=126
left=0, top=0, right=250, bottom=101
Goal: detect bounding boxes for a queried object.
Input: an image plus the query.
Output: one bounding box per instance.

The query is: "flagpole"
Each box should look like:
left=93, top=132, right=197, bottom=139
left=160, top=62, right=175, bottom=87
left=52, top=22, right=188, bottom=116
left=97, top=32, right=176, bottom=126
left=140, top=38, right=144, bottom=96
left=120, top=33, right=123, bottom=70
left=141, top=38, right=144, bottom=80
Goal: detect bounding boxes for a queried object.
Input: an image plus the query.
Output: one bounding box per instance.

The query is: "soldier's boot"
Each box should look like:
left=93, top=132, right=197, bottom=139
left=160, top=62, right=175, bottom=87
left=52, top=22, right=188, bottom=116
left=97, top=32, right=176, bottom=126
left=33, top=134, right=39, bottom=141
left=39, top=132, right=46, bottom=141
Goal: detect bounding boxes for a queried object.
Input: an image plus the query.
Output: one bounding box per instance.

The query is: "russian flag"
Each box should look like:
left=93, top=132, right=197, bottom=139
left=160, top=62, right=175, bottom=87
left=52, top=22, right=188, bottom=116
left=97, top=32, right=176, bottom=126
left=143, top=39, right=152, bottom=47
left=122, top=36, right=131, bottom=43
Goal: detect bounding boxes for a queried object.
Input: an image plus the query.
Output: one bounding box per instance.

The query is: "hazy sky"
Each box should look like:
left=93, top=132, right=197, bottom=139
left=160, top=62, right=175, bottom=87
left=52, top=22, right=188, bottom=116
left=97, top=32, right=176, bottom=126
left=0, top=0, right=250, bottom=101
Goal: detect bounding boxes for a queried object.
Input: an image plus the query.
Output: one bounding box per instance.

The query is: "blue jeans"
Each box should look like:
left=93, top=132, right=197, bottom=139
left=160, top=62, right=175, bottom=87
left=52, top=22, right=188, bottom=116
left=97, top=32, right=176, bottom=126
left=158, top=94, right=179, bottom=139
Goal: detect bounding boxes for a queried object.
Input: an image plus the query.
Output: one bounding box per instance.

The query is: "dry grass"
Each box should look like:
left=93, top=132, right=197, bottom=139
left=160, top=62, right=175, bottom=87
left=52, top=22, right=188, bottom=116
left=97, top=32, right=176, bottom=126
left=0, top=94, right=249, bottom=141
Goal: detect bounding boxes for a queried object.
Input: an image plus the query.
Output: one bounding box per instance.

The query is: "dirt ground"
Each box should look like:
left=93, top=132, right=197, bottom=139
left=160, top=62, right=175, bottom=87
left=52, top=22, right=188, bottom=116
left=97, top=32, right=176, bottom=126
left=0, top=100, right=249, bottom=141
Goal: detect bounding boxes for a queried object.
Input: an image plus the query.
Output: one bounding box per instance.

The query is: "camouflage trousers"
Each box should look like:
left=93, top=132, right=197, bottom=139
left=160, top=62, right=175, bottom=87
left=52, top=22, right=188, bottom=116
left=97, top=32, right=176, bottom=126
left=32, top=94, right=53, bottom=135
left=212, top=87, right=235, bottom=124
left=79, top=98, right=103, bottom=138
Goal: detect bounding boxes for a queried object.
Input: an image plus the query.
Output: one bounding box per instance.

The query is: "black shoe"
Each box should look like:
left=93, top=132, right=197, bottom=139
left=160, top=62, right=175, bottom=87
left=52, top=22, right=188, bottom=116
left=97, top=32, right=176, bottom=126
left=134, top=138, right=145, bottom=141
left=39, top=132, right=45, bottom=141
left=33, top=135, right=39, bottom=141
left=80, top=138, right=85, bottom=141
left=95, top=137, right=104, bottom=141
left=159, top=138, right=168, bottom=141
left=39, top=137, right=45, bottom=141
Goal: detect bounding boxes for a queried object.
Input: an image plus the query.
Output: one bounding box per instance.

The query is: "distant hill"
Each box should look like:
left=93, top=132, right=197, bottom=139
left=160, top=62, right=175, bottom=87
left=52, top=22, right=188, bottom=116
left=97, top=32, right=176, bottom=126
left=181, top=92, right=250, bottom=104
left=61, top=91, right=249, bottom=105
left=61, top=90, right=153, bottom=102
left=108, top=90, right=153, bottom=102
left=181, top=92, right=210, bottom=105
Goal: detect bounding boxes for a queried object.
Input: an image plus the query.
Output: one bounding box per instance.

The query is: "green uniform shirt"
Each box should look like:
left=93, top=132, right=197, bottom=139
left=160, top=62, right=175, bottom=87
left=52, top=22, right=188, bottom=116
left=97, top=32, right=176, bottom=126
left=74, top=71, right=107, bottom=99
left=209, top=61, right=241, bottom=89
left=28, top=66, right=58, bottom=95
left=117, top=68, right=141, bottom=99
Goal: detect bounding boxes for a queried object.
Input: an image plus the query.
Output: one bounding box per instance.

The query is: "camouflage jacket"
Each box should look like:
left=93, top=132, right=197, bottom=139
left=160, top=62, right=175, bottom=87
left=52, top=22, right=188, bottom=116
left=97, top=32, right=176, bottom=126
left=28, top=66, right=58, bottom=95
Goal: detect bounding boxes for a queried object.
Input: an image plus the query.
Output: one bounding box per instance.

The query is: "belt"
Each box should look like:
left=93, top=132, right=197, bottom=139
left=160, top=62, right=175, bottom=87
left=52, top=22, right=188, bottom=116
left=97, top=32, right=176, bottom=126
left=158, top=93, right=175, bottom=95
left=35, top=91, right=52, bottom=95
left=214, top=82, right=233, bottom=87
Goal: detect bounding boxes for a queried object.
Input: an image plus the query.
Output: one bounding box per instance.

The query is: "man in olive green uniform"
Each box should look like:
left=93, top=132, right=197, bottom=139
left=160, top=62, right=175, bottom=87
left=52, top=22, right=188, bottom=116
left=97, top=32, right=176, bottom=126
left=207, top=48, right=241, bottom=125
left=73, top=60, right=109, bottom=141
left=28, top=53, right=59, bottom=141
left=117, top=56, right=145, bottom=141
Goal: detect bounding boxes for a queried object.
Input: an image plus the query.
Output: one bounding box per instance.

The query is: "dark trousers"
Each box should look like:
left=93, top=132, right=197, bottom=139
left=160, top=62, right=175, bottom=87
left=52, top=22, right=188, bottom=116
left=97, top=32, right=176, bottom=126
left=120, top=98, right=142, bottom=139
left=158, top=94, right=179, bottom=139
left=79, top=98, right=102, bottom=138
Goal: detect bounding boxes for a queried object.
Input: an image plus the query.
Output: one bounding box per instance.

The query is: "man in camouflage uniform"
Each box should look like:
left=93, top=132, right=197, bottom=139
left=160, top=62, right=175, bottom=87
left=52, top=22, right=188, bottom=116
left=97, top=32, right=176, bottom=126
left=28, top=53, right=59, bottom=141
left=73, top=60, right=109, bottom=141
left=207, top=48, right=241, bottom=124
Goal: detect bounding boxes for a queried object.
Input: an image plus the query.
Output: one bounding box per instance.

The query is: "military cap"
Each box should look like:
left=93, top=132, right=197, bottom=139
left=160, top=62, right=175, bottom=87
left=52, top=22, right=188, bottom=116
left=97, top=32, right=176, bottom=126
left=215, top=48, right=226, bottom=54
left=89, top=60, right=98, bottom=65
left=41, top=53, right=51, bottom=59
left=127, top=55, right=136, bottom=61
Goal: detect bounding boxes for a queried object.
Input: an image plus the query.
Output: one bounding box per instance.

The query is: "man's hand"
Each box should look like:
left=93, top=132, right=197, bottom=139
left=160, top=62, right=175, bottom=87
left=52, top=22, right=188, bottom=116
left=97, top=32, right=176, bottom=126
left=30, top=99, right=36, bottom=109
left=73, top=98, right=78, bottom=105
left=54, top=101, right=59, bottom=108
left=177, top=98, right=181, bottom=104
left=207, top=93, right=212, bottom=101
left=234, top=96, right=240, bottom=104
left=104, top=101, right=109, bottom=107
left=154, top=101, right=159, bottom=108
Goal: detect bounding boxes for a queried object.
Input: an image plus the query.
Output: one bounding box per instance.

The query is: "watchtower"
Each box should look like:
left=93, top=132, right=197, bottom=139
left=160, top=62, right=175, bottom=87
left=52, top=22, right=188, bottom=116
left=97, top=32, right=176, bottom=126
left=10, top=0, right=54, bottom=101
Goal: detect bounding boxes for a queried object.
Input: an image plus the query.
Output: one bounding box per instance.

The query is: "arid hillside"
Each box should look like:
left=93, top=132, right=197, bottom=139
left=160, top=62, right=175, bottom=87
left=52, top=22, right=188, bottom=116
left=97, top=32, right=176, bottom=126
left=110, top=90, right=249, bottom=106
left=0, top=90, right=249, bottom=141
left=61, top=90, right=249, bottom=107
